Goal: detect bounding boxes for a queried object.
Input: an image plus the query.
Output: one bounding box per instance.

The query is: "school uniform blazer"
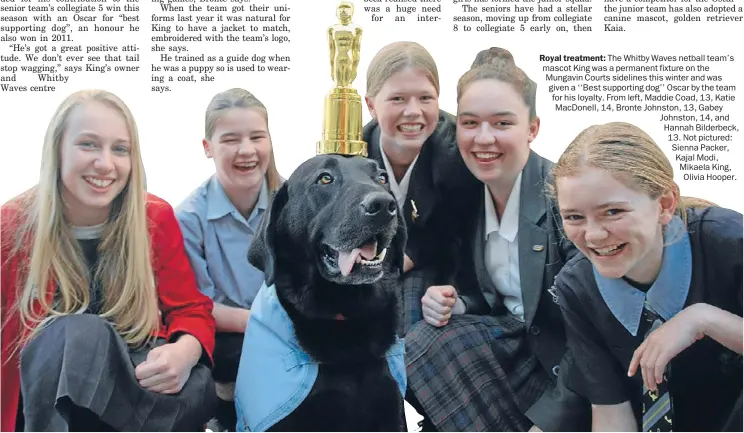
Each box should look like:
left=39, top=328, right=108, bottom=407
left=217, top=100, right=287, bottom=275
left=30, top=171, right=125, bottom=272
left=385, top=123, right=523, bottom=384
left=363, top=110, right=481, bottom=282
left=0, top=191, right=216, bottom=432
left=454, top=150, right=588, bottom=431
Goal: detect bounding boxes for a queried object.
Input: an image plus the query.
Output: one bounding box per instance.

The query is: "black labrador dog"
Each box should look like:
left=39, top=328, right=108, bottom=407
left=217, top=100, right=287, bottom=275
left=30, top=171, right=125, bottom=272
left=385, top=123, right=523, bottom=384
left=247, top=154, right=407, bottom=432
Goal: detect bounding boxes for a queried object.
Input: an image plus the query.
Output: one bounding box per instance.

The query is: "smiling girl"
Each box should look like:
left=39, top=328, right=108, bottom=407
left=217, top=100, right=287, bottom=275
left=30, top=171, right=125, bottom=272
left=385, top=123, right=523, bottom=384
left=1, top=90, right=217, bottom=432
left=176, top=88, right=283, bottom=430
left=404, top=47, right=588, bottom=432
left=552, top=122, right=742, bottom=431
left=361, top=41, right=481, bottom=339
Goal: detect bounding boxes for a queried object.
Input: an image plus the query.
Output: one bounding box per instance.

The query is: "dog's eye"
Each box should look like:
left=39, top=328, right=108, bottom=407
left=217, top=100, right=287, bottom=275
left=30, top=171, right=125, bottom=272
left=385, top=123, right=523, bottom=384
left=317, top=173, right=334, bottom=185
left=377, top=174, right=388, bottom=185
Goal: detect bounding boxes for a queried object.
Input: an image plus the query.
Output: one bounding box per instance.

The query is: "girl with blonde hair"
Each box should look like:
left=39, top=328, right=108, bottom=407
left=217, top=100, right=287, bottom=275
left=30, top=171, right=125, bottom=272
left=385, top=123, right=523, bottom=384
left=362, top=42, right=483, bottom=430
left=552, top=121, right=742, bottom=431
left=362, top=43, right=482, bottom=430
left=1, top=89, right=217, bottom=432
left=405, top=47, right=591, bottom=432
left=362, top=41, right=481, bottom=331
left=176, top=88, right=283, bottom=430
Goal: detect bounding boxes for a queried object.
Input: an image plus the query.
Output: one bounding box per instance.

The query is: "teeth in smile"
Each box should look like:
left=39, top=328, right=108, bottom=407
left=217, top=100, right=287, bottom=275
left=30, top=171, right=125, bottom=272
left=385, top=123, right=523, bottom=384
left=85, top=177, right=113, bottom=188
left=357, top=248, right=387, bottom=266
left=398, top=124, right=422, bottom=132
left=235, top=162, right=257, bottom=169
left=594, top=245, right=622, bottom=255
left=475, top=152, right=501, bottom=160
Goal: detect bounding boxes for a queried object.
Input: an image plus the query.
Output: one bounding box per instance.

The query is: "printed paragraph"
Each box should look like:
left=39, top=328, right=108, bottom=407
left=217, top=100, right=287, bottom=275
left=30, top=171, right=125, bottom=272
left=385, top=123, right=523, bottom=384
left=0, top=0, right=142, bottom=93
left=604, top=0, right=743, bottom=31
left=150, top=0, right=292, bottom=93
left=355, top=0, right=744, bottom=33
left=541, top=53, right=739, bottom=184
left=361, top=0, right=443, bottom=24
left=451, top=0, right=592, bottom=34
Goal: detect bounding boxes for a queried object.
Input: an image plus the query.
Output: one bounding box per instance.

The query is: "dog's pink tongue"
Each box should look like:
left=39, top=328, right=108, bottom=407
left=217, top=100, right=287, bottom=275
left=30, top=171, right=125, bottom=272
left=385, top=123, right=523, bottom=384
left=337, top=242, right=377, bottom=276
left=338, top=249, right=360, bottom=276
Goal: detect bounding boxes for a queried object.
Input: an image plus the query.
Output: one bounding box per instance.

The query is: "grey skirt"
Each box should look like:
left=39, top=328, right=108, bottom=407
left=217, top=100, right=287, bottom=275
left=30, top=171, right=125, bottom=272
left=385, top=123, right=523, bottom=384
left=19, top=314, right=217, bottom=432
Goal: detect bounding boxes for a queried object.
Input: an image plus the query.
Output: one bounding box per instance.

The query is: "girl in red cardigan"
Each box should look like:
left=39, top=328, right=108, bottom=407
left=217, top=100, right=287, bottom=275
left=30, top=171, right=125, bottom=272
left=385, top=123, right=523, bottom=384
left=1, top=90, right=217, bottom=431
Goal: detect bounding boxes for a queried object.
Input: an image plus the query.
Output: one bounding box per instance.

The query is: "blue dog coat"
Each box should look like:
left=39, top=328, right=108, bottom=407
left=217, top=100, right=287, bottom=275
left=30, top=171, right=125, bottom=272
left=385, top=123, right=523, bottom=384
left=234, top=283, right=407, bottom=432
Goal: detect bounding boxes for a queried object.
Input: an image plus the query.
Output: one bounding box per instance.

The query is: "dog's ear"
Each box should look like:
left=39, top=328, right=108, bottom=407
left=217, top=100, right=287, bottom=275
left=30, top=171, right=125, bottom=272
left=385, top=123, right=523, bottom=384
left=248, top=182, right=289, bottom=287
left=393, top=206, right=408, bottom=274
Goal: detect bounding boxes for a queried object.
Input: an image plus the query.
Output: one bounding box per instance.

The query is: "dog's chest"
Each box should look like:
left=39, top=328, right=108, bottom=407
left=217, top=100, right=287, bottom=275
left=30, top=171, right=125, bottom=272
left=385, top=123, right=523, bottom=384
left=313, top=358, right=395, bottom=395
left=294, top=359, right=403, bottom=431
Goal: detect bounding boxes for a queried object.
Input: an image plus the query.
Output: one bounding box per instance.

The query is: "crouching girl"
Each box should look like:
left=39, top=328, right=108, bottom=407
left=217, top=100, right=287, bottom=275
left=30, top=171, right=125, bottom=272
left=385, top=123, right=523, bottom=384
left=1, top=90, right=217, bottom=432
left=553, top=122, right=742, bottom=431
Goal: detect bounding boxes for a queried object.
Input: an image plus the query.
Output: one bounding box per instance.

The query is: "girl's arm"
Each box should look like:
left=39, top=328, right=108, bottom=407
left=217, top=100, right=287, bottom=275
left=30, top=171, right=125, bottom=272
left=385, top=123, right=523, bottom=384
left=151, top=199, right=215, bottom=365
left=700, top=303, right=743, bottom=354
left=213, top=303, right=251, bottom=333
left=592, top=402, right=637, bottom=432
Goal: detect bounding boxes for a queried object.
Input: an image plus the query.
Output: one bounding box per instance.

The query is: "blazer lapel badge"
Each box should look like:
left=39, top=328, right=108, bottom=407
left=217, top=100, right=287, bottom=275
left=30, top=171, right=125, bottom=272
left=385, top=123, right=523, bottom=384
left=410, top=199, right=419, bottom=223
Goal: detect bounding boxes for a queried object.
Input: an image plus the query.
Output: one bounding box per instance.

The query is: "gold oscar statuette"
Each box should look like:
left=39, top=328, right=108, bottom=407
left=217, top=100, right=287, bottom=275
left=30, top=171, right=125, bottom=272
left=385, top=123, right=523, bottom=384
left=317, top=1, right=367, bottom=156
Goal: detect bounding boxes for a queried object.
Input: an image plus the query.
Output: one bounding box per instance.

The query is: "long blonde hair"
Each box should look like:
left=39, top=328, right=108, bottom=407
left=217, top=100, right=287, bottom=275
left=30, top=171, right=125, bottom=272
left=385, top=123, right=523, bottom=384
left=204, top=88, right=283, bottom=193
left=551, top=121, right=715, bottom=224
left=366, top=41, right=440, bottom=98
left=11, top=90, right=159, bottom=350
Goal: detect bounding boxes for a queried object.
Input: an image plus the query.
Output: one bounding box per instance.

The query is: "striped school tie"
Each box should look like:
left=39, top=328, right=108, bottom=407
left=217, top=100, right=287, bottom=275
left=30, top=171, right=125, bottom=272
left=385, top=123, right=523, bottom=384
left=640, top=305, right=674, bottom=432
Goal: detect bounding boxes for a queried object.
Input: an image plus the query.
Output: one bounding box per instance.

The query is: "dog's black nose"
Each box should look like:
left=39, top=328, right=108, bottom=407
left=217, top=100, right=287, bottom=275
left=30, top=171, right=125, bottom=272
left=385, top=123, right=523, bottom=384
left=361, top=192, right=397, bottom=219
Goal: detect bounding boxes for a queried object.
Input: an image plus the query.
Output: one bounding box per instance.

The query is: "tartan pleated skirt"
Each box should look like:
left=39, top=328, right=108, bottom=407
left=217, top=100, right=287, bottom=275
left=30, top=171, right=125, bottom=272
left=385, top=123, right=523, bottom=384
left=19, top=313, right=217, bottom=432
left=397, top=268, right=432, bottom=337
left=405, top=313, right=551, bottom=432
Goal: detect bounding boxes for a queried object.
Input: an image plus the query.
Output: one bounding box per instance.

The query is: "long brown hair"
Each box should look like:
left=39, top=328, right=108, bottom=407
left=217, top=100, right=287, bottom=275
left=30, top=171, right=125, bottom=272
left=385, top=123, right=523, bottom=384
left=457, top=47, right=537, bottom=120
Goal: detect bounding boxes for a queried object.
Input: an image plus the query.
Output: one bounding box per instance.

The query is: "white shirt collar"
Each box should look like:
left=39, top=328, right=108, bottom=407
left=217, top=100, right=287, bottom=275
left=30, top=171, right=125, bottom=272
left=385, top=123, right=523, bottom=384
left=484, top=172, right=522, bottom=242
left=379, top=136, right=419, bottom=205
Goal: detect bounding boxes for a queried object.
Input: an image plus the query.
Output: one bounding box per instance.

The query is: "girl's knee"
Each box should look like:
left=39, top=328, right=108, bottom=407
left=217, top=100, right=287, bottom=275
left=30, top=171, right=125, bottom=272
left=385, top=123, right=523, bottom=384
left=27, top=314, right=112, bottom=351
left=44, top=313, right=111, bottom=336
left=52, top=313, right=108, bottom=328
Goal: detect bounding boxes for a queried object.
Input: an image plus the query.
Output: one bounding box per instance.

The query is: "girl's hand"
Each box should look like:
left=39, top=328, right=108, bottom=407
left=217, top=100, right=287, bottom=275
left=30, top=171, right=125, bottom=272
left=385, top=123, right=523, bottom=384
left=628, top=304, right=706, bottom=391
left=403, top=254, right=414, bottom=273
left=422, top=285, right=465, bottom=327
left=135, top=334, right=202, bottom=394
